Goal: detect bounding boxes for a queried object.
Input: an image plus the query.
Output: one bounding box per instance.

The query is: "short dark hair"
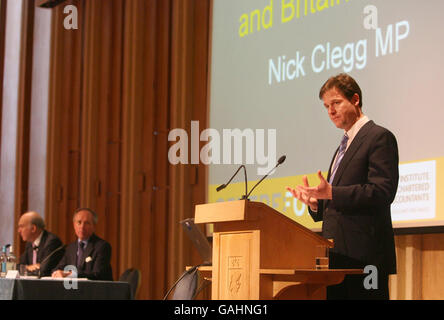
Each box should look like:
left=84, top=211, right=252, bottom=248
left=73, top=208, right=98, bottom=225
left=319, top=73, right=362, bottom=108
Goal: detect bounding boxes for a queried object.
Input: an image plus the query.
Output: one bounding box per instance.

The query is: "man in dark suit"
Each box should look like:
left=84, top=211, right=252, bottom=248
left=17, top=211, right=64, bottom=277
left=52, top=208, right=113, bottom=281
left=287, top=73, right=398, bottom=299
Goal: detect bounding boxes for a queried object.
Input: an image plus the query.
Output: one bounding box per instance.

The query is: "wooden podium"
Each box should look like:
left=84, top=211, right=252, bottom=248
left=194, top=200, right=362, bottom=300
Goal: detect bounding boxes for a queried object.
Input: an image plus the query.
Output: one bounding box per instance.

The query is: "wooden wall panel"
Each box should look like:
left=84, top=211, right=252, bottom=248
left=421, top=234, right=444, bottom=299
left=46, top=0, right=83, bottom=242
left=144, top=0, right=169, bottom=299
left=120, top=0, right=157, bottom=297
left=13, top=0, right=34, bottom=253
left=176, top=0, right=211, bottom=282
left=390, top=235, right=422, bottom=300
left=168, top=0, right=193, bottom=292
left=118, top=0, right=210, bottom=299
left=167, top=0, right=211, bottom=292
left=390, top=234, right=444, bottom=300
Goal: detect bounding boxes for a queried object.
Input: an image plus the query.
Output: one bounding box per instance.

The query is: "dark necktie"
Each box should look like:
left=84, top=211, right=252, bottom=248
left=329, top=133, right=349, bottom=184
left=32, top=245, right=39, bottom=265
left=77, top=241, right=85, bottom=268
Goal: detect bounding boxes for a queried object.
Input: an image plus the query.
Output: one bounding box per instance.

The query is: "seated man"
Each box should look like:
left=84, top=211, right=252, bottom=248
left=18, top=211, right=64, bottom=277
left=52, top=208, right=113, bottom=281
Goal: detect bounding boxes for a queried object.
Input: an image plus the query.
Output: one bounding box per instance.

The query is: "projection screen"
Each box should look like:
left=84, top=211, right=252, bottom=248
left=207, top=0, right=444, bottom=231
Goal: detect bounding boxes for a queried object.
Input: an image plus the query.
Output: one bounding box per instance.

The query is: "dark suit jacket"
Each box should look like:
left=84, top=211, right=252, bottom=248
left=309, top=121, right=399, bottom=275
left=19, top=230, right=64, bottom=277
left=54, top=233, right=113, bottom=281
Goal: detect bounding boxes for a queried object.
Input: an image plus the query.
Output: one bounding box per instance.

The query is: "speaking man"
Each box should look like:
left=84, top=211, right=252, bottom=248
left=287, top=73, right=399, bottom=299
left=18, top=211, right=64, bottom=277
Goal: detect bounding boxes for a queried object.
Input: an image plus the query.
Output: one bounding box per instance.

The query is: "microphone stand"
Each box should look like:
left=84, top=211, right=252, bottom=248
left=216, top=156, right=286, bottom=201
left=216, top=164, right=248, bottom=200
left=245, top=155, right=286, bottom=200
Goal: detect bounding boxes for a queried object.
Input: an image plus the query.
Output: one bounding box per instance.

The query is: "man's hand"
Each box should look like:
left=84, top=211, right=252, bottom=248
left=26, top=263, right=40, bottom=272
left=52, top=270, right=71, bottom=278
left=297, top=170, right=333, bottom=200
left=286, top=175, right=319, bottom=211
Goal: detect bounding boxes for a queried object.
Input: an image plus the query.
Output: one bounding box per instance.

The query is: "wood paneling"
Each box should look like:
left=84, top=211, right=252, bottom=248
left=120, top=0, right=160, bottom=298
left=389, top=234, right=444, bottom=300
left=46, top=0, right=83, bottom=242
left=390, top=235, right=422, bottom=299
left=14, top=0, right=35, bottom=255
left=421, top=234, right=444, bottom=299
left=44, top=0, right=210, bottom=299
left=160, top=0, right=212, bottom=297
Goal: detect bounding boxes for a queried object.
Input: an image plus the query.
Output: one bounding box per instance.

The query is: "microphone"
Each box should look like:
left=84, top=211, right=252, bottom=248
left=277, top=155, right=286, bottom=165
left=38, top=244, right=66, bottom=276
left=216, top=164, right=248, bottom=200
left=245, top=155, right=286, bottom=200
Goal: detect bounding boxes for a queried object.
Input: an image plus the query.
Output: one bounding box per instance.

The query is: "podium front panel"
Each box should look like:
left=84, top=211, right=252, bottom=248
left=212, top=230, right=260, bottom=300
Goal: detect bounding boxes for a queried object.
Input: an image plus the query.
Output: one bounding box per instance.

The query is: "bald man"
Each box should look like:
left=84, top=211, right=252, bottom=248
left=18, top=212, right=64, bottom=277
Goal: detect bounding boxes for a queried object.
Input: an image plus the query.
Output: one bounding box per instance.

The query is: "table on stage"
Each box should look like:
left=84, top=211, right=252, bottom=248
left=0, top=277, right=131, bottom=300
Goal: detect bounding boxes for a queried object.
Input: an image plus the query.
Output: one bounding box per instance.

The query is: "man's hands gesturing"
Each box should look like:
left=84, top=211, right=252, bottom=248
left=286, top=171, right=333, bottom=212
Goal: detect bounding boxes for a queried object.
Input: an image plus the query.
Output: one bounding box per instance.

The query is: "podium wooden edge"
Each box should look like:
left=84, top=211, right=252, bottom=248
left=194, top=200, right=334, bottom=248
left=188, top=266, right=363, bottom=299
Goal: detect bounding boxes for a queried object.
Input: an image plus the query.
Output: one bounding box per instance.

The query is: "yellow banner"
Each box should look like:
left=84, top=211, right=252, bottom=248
left=208, top=157, right=444, bottom=230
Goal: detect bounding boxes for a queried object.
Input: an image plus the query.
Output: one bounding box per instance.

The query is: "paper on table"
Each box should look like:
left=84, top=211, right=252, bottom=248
left=39, top=277, right=89, bottom=281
